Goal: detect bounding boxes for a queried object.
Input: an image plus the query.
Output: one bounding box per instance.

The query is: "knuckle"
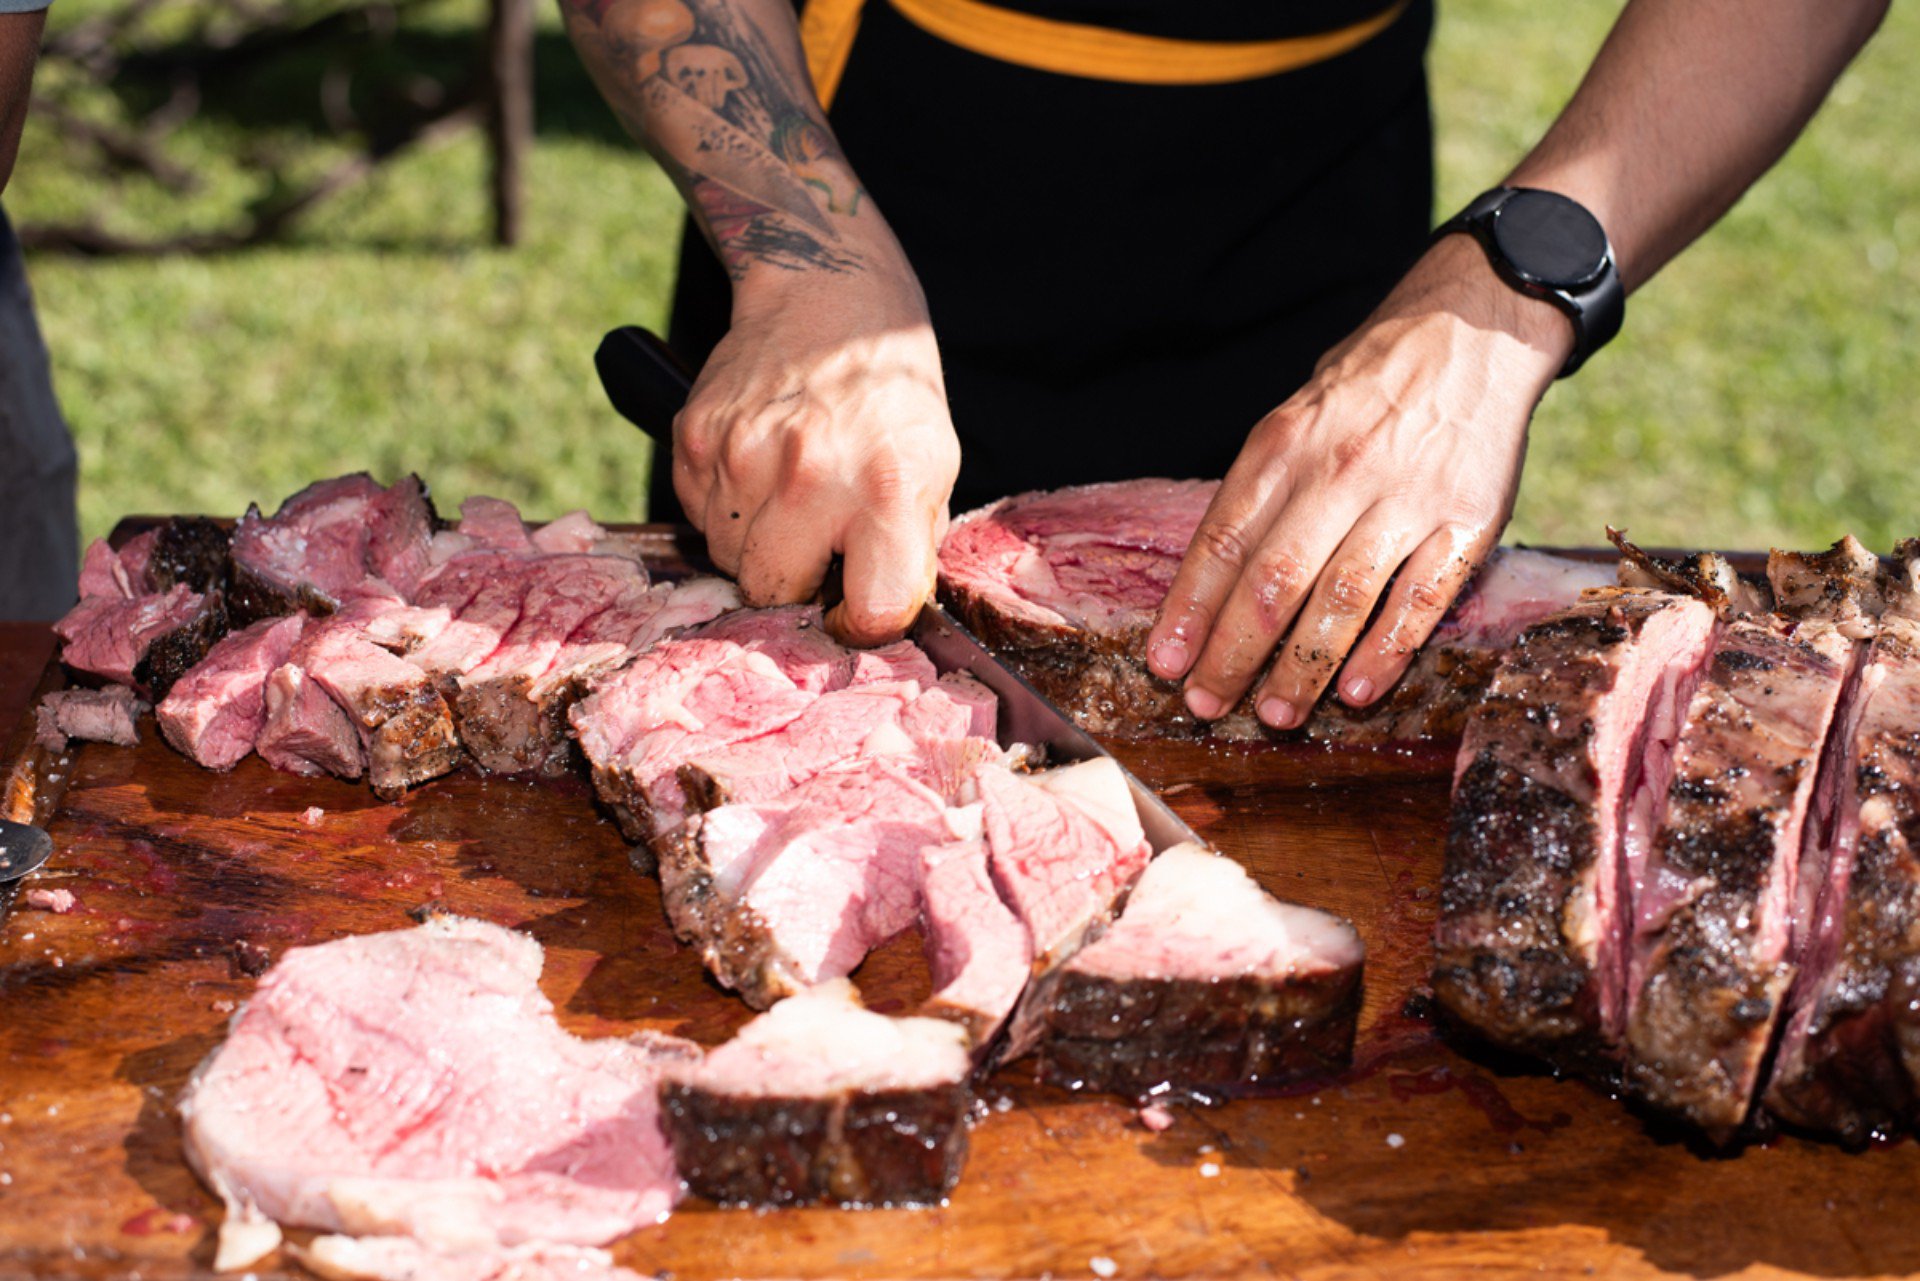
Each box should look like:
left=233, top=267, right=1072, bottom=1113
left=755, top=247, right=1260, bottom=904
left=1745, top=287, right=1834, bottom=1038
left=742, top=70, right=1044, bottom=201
left=1192, top=521, right=1255, bottom=573
left=1324, top=564, right=1377, bottom=616
left=1405, top=576, right=1451, bottom=615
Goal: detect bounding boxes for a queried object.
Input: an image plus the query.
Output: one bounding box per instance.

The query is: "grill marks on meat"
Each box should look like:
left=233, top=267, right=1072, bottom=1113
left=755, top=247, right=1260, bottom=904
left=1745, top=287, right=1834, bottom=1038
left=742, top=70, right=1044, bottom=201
left=1624, top=617, right=1850, bottom=1136
left=1435, top=592, right=1718, bottom=1067
left=1765, top=619, right=1920, bottom=1141
left=939, top=481, right=1613, bottom=743
left=658, top=980, right=972, bottom=1207
left=156, top=614, right=307, bottom=771
left=1030, top=844, right=1364, bottom=1099
left=180, top=918, right=699, bottom=1269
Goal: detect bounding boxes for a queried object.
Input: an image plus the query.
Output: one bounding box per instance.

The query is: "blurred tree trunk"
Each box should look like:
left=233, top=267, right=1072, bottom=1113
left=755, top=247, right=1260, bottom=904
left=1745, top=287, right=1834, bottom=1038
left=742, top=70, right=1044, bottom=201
left=486, top=0, right=533, bottom=246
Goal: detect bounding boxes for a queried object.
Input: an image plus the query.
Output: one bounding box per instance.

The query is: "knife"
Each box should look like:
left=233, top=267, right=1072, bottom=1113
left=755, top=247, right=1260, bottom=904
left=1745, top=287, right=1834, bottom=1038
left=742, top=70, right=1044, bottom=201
left=593, top=326, right=1204, bottom=853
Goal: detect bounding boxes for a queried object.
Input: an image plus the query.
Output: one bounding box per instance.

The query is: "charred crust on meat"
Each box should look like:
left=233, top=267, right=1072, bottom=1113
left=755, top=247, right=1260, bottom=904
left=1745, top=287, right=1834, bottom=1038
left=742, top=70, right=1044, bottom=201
left=135, top=592, right=230, bottom=701
left=147, top=517, right=233, bottom=594
left=1031, top=966, right=1362, bottom=1100
left=659, top=1081, right=970, bottom=1207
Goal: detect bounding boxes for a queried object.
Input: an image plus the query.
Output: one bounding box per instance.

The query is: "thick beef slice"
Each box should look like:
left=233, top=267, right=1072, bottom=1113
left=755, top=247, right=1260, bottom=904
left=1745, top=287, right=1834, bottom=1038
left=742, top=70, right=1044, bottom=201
left=1765, top=619, right=1920, bottom=1141
left=689, top=604, right=856, bottom=692
left=920, top=814, right=1033, bottom=1050
left=451, top=555, right=649, bottom=774
left=157, top=614, right=307, bottom=770
left=77, top=538, right=136, bottom=599
left=1032, top=844, right=1364, bottom=1098
left=294, top=1238, right=650, bottom=1281
left=659, top=980, right=971, bottom=1207
left=662, top=759, right=952, bottom=1007
left=364, top=474, right=437, bottom=597
left=295, top=622, right=461, bottom=798
left=576, top=644, right=818, bottom=842
left=977, top=757, right=1151, bottom=970
left=229, top=473, right=386, bottom=622
left=409, top=561, right=535, bottom=687
left=675, top=681, right=927, bottom=814
left=257, top=663, right=365, bottom=780
left=35, top=686, right=149, bottom=752
left=1624, top=616, right=1851, bottom=1137
left=1434, top=591, right=1718, bottom=1068
left=180, top=918, right=697, bottom=1270
left=55, top=584, right=225, bottom=698
left=453, top=495, right=535, bottom=554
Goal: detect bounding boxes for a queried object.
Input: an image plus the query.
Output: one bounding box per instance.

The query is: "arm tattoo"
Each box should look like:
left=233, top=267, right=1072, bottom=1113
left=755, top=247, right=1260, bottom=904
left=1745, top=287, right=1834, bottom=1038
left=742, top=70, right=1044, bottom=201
left=559, top=0, right=868, bottom=278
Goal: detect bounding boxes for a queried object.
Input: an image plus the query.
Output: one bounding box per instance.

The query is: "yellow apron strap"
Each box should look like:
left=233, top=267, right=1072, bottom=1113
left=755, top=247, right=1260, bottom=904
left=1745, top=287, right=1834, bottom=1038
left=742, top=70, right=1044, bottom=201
left=799, top=0, right=1411, bottom=110
left=887, top=0, right=1410, bottom=86
left=799, top=0, right=867, bottom=111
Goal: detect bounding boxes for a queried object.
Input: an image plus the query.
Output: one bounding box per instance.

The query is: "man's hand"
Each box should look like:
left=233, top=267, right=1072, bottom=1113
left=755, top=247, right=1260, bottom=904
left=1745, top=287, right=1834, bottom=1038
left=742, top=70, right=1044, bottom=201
left=1146, top=235, right=1571, bottom=727
left=675, top=264, right=960, bottom=645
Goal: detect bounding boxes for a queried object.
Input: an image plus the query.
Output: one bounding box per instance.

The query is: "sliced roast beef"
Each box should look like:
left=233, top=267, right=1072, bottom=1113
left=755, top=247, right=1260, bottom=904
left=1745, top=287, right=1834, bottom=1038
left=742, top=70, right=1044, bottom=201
left=257, top=663, right=365, bottom=780
left=1435, top=590, right=1718, bottom=1068
left=180, top=918, right=698, bottom=1270
left=228, top=473, right=388, bottom=623
left=939, top=481, right=1615, bottom=742
left=409, top=560, right=537, bottom=687
left=156, top=614, right=307, bottom=771
left=364, top=474, right=438, bottom=598
left=1765, top=614, right=1920, bottom=1141
left=35, top=686, right=149, bottom=752
left=661, top=757, right=954, bottom=1007
left=571, top=606, right=873, bottom=843
left=977, top=757, right=1152, bottom=971
left=55, top=583, right=227, bottom=699
left=77, top=537, right=138, bottom=599
left=1030, top=843, right=1363, bottom=1099
left=294, top=1237, right=649, bottom=1281
left=919, top=814, right=1033, bottom=1051
left=1623, top=616, right=1851, bottom=1136
left=294, top=621, right=461, bottom=798
left=674, top=680, right=929, bottom=814
left=658, top=980, right=971, bottom=1207
left=451, top=555, right=650, bottom=774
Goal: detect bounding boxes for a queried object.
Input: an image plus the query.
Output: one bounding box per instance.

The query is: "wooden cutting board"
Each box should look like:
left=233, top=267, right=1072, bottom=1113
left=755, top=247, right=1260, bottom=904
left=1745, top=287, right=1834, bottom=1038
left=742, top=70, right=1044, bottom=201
left=0, top=531, right=1911, bottom=1281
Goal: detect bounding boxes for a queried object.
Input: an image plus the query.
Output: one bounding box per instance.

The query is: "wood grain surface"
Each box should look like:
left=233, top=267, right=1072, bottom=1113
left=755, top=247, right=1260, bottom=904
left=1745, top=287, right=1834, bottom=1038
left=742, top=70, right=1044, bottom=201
left=0, top=542, right=1910, bottom=1281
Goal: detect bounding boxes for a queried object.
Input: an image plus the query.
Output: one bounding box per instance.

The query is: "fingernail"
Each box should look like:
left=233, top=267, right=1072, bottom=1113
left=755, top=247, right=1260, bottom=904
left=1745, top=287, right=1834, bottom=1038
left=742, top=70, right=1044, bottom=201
left=1258, top=697, right=1297, bottom=729
left=1150, top=637, right=1189, bottom=677
left=1344, top=675, right=1376, bottom=705
left=1185, top=687, right=1224, bottom=720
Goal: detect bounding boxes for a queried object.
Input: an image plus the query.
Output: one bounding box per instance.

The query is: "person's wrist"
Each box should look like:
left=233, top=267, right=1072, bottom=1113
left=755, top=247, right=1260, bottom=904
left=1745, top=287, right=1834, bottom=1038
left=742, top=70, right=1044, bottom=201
left=731, top=239, right=928, bottom=327
left=1416, top=233, right=1575, bottom=384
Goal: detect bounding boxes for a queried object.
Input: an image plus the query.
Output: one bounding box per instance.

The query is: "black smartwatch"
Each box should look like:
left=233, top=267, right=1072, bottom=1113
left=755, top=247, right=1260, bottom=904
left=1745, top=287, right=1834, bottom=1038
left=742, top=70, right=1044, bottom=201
left=1434, top=186, right=1624, bottom=378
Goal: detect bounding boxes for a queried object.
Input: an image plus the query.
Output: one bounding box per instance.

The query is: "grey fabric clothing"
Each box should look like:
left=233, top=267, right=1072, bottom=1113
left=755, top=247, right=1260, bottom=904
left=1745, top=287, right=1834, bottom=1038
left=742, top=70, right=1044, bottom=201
left=0, top=205, right=77, bottom=621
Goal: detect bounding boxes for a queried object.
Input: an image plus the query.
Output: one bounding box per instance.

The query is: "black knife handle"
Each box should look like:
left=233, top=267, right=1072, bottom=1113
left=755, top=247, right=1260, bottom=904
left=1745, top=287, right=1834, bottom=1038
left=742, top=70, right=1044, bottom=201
left=595, top=326, right=695, bottom=445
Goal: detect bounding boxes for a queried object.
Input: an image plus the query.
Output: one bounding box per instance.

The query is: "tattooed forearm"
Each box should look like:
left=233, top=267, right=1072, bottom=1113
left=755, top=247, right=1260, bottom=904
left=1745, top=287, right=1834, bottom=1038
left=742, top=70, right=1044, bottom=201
left=559, top=0, right=869, bottom=279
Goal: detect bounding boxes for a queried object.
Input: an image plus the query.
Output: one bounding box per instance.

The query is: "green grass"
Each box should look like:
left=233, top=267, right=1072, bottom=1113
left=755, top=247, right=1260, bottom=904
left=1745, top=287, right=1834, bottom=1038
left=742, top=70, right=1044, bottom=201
left=15, top=0, right=1920, bottom=550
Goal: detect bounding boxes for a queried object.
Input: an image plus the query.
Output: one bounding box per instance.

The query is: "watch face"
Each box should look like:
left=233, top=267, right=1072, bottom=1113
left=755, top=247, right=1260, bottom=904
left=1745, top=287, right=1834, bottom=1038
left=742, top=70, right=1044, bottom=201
left=1490, top=189, right=1609, bottom=290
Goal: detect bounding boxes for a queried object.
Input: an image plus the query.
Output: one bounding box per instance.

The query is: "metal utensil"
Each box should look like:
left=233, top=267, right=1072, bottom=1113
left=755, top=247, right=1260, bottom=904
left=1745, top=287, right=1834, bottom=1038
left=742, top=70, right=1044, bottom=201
left=0, top=819, right=52, bottom=883
left=593, top=325, right=1207, bottom=854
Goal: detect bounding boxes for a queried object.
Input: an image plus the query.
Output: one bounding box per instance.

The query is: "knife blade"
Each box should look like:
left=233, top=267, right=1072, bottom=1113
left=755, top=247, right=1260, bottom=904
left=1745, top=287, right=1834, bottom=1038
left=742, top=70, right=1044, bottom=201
left=910, top=604, right=1204, bottom=853
left=594, top=325, right=1205, bottom=853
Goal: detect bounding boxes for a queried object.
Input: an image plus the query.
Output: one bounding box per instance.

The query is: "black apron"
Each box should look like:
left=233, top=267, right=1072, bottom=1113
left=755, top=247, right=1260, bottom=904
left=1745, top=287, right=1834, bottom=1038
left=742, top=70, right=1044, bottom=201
left=659, top=0, right=1434, bottom=519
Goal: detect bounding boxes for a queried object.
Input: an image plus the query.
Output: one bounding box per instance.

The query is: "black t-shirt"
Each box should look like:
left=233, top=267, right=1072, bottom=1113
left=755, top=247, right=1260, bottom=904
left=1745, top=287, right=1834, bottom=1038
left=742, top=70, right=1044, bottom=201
left=662, top=0, right=1435, bottom=516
